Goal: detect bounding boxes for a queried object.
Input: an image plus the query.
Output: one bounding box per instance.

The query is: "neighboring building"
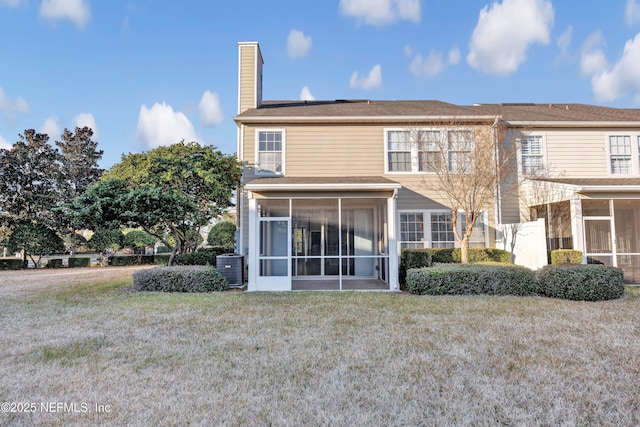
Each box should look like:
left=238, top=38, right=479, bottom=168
left=234, top=42, right=640, bottom=290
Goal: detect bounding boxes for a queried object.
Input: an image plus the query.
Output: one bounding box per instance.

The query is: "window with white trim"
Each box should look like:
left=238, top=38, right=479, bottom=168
left=400, top=212, right=424, bottom=249
left=609, top=135, right=632, bottom=174
left=257, top=130, right=284, bottom=174
left=398, top=210, right=487, bottom=249
left=521, top=135, right=544, bottom=175
left=385, top=128, right=474, bottom=173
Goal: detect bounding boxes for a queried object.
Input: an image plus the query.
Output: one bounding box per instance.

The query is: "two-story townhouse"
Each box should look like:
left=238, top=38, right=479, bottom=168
left=235, top=42, right=640, bottom=290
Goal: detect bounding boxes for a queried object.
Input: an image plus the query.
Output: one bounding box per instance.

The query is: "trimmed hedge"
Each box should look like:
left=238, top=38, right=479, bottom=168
left=0, top=258, right=23, bottom=270
left=46, top=258, right=63, bottom=269
left=550, top=249, right=583, bottom=265
left=68, top=257, right=90, bottom=268
left=173, top=247, right=234, bottom=266
left=407, top=264, right=540, bottom=296
left=132, top=266, right=229, bottom=292
left=399, top=248, right=511, bottom=288
left=153, top=254, right=171, bottom=265
left=109, top=255, right=135, bottom=266
left=536, top=264, right=625, bottom=301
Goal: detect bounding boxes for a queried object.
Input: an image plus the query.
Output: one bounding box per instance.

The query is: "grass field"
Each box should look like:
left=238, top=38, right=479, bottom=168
left=1, top=268, right=639, bottom=426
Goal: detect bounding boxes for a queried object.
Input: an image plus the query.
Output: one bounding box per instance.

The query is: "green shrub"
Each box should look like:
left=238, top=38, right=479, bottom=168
left=399, top=249, right=433, bottom=289
left=429, top=248, right=455, bottom=263
left=550, top=249, right=583, bottom=265
left=536, top=264, right=624, bottom=301
left=132, top=266, right=230, bottom=292
left=451, top=248, right=511, bottom=263
left=407, top=264, right=540, bottom=296
left=109, top=255, right=135, bottom=266
left=0, top=259, right=23, bottom=270
left=153, top=254, right=171, bottom=265
left=68, top=257, right=91, bottom=268
left=173, top=247, right=234, bottom=266
left=46, top=258, right=63, bottom=269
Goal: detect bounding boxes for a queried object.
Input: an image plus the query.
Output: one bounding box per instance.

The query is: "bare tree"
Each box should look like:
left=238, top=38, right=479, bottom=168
left=413, top=118, right=522, bottom=263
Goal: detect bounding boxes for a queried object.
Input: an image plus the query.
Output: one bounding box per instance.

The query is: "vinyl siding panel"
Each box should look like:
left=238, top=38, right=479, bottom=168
left=238, top=45, right=256, bottom=113
left=544, top=129, right=608, bottom=177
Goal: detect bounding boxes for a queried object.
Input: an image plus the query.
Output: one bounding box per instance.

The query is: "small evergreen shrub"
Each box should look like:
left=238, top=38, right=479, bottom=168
left=407, top=264, right=540, bottom=296
left=451, top=248, right=511, bottom=263
left=68, top=257, right=90, bottom=268
left=429, top=248, right=455, bottom=263
left=153, top=254, right=171, bottom=265
left=132, top=266, right=230, bottom=292
left=399, top=249, right=433, bottom=289
left=0, top=259, right=23, bottom=270
left=550, top=249, right=583, bottom=265
left=173, top=247, right=234, bottom=266
left=46, top=258, right=63, bottom=269
left=536, top=264, right=624, bottom=301
left=109, top=255, right=135, bottom=266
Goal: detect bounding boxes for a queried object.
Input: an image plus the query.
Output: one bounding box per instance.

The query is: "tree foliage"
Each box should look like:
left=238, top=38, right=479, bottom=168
left=90, top=142, right=241, bottom=264
left=208, top=221, right=236, bottom=248
left=6, top=222, right=65, bottom=268
left=0, top=130, right=61, bottom=226
left=88, top=228, right=123, bottom=265
left=123, top=230, right=156, bottom=254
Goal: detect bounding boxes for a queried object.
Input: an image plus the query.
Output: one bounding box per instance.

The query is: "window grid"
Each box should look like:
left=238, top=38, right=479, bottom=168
left=388, top=131, right=412, bottom=172
left=609, top=135, right=632, bottom=174
left=430, top=212, right=455, bottom=248
left=522, top=135, right=544, bottom=174
left=447, top=130, right=474, bottom=173
left=418, top=131, right=441, bottom=173
left=258, top=131, right=283, bottom=174
left=400, top=213, right=424, bottom=248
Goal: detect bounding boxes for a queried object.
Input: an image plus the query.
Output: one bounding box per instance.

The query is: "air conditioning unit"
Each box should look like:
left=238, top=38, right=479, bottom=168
left=216, top=254, right=244, bottom=287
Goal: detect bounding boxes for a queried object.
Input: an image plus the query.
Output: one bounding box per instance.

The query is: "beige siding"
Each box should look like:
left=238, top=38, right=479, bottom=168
left=238, top=45, right=256, bottom=114
left=544, top=129, right=608, bottom=177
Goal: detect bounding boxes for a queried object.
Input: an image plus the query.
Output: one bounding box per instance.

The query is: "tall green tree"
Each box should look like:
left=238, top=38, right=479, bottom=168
left=6, top=223, right=65, bottom=268
left=90, top=142, right=241, bottom=264
left=0, top=130, right=62, bottom=225
left=55, top=127, right=104, bottom=255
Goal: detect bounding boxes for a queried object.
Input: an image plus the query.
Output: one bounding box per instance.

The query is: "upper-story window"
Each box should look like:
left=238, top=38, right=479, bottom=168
left=386, top=128, right=474, bottom=173
left=256, top=130, right=285, bottom=174
left=521, top=135, right=545, bottom=175
left=609, top=135, right=632, bottom=174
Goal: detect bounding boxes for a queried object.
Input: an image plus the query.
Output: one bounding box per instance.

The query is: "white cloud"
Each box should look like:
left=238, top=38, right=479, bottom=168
left=40, top=116, right=61, bottom=138
left=626, top=0, right=640, bottom=26
left=580, top=31, right=607, bottom=78
left=448, top=48, right=461, bottom=65
left=587, top=33, right=640, bottom=102
left=557, top=26, right=573, bottom=56
left=287, top=29, right=312, bottom=59
left=0, top=0, right=26, bottom=7
left=409, top=48, right=460, bottom=77
left=339, top=0, right=420, bottom=27
left=350, top=65, right=382, bottom=90
left=137, top=102, right=198, bottom=149
left=73, top=112, right=98, bottom=137
left=0, top=86, right=29, bottom=119
left=39, top=0, right=91, bottom=29
left=467, top=0, right=554, bottom=76
left=198, top=90, right=224, bottom=127
left=300, top=86, right=315, bottom=101
left=0, top=135, right=12, bottom=150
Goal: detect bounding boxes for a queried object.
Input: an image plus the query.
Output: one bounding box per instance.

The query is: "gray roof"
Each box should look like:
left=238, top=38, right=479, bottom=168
left=235, top=100, right=640, bottom=123
left=535, top=177, right=640, bottom=187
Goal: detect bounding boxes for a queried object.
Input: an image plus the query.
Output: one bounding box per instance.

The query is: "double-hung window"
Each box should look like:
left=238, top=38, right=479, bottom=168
left=609, top=135, right=632, bottom=174
left=418, top=131, right=442, bottom=172
left=447, top=130, right=475, bottom=173
left=399, top=210, right=487, bottom=249
left=430, top=212, right=455, bottom=248
left=521, top=135, right=544, bottom=175
left=387, top=131, right=412, bottom=172
left=400, top=212, right=424, bottom=249
left=257, top=130, right=284, bottom=174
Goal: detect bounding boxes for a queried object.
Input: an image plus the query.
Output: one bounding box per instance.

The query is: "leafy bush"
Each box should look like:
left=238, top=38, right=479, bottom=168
left=536, top=264, right=625, bottom=301
left=451, top=248, right=511, bottom=263
left=123, top=230, right=156, bottom=254
left=407, top=264, right=540, bottom=296
left=0, top=258, right=23, bottom=270
left=550, top=249, right=583, bottom=265
left=46, top=258, right=63, bottom=269
left=399, top=249, right=433, bottom=289
left=173, top=247, right=234, bottom=266
left=207, top=221, right=236, bottom=248
left=109, top=255, right=135, bottom=266
left=153, top=254, right=171, bottom=265
left=68, top=257, right=91, bottom=268
left=132, top=266, right=229, bottom=292
left=429, top=248, right=456, bottom=263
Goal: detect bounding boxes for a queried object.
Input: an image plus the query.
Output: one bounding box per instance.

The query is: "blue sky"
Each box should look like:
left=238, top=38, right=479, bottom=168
left=2, top=0, right=640, bottom=167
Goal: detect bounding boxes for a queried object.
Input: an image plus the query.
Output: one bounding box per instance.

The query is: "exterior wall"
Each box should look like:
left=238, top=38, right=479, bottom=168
left=238, top=43, right=262, bottom=114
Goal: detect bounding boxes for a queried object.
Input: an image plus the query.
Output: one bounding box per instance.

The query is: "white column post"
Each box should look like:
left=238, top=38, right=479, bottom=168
left=387, top=191, right=399, bottom=290
left=248, top=195, right=258, bottom=291
left=569, top=193, right=585, bottom=263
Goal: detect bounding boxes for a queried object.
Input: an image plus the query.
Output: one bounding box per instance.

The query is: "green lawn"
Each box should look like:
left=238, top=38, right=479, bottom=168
left=1, top=276, right=639, bottom=426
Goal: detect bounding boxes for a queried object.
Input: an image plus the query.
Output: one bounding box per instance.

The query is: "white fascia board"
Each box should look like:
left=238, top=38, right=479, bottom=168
left=577, top=185, right=640, bottom=192
left=244, top=182, right=402, bottom=191
left=507, top=121, right=640, bottom=128
left=234, top=115, right=500, bottom=124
